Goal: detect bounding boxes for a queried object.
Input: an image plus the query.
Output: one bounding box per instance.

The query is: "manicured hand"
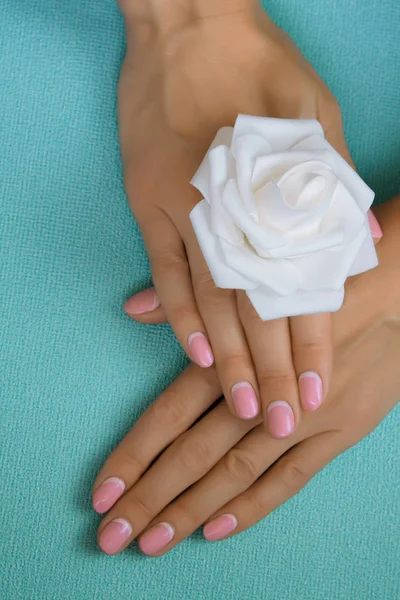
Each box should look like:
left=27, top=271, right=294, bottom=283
left=118, top=4, right=373, bottom=436
left=92, top=202, right=398, bottom=556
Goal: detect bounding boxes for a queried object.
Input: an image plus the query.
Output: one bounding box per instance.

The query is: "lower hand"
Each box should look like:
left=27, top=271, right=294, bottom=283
left=92, top=198, right=399, bottom=556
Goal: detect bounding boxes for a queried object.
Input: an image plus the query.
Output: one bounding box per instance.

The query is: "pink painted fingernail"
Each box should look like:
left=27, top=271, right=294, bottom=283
left=231, top=382, right=259, bottom=419
left=368, top=210, right=383, bottom=239
left=267, top=401, right=295, bottom=438
left=204, top=514, right=238, bottom=542
left=92, top=477, right=125, bottom=514
left=98, top=518, right=132, bottom=555
left=124, top=288, right=160, bottom=315
left=138, top=522, right=175, bottom=556
left=299, top=372, right=323, bottom=412
left=188, top=333, right=214, bottom=368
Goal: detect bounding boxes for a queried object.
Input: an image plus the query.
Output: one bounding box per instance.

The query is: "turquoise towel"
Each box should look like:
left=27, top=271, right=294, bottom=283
left=0, top=1, right=399, bottom=598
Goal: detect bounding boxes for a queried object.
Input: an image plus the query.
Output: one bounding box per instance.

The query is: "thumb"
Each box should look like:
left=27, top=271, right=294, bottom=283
left=124, top=287, right=167, bottom=324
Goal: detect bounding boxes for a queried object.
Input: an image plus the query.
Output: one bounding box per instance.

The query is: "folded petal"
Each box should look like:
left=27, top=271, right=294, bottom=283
left=233, top=133, right=271, bottom=217
left=247, top=286, right=345, bottom=320
left=294, top=228, right=367, bottom=291
left=219, top=237, right=300, bottom=295
left=292, top=134, right=375, bottom=212
left=232, top=115, right=324, bottom=154
left=252, top=150, right=333, bottom=191
left=190, top=200, right=255, bottom=290
left=207, top=145, right=244, bottom=245
left=191, top=127, right=234, bottom=200
left=322, top=180, right=366, bottom=240
left=222, top=179, right=285, bottom=250
left=347, top=226, right=378, bottom=276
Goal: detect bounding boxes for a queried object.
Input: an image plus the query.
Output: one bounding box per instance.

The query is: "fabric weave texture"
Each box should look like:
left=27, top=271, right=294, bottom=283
left=0, top=1, right=399, bottom=598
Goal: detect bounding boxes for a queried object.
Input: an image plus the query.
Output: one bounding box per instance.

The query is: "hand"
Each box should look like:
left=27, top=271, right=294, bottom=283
left=92, top=199, right=399, bottom=556
left=117, top=4, right=367, bottom=437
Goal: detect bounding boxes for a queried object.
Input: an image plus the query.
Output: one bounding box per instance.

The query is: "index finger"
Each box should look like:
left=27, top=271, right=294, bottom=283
left=92, top=364, right=221, bottom=514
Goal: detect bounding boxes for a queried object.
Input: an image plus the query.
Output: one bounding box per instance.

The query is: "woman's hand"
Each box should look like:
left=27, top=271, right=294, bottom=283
left=92, top=198, right=399, bottom=556
left=117, top=1, right=363, bottom=437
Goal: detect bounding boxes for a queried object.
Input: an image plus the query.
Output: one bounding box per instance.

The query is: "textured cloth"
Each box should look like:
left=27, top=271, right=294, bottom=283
left=0, top=1, right=399, bottom=599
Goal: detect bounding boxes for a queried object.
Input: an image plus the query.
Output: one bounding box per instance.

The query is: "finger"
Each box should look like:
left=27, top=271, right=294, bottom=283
left=203, top=430, right=345, bottom=541
left=185, top=237, right=261, bottom=421
left=92, top=363, right=221, bottom=514
left=96, top=402, right=260, bottom=554
left=237, top=292, right=299, bottom=438
left=368, top=210, right=383, bottom=243
left=136, top=423, right=299, bottom=555
left=123, top=288, right=167, bottom=324
left=290, top=313, right=332, bottom=412
left=140, top=210, right=214, bottom=369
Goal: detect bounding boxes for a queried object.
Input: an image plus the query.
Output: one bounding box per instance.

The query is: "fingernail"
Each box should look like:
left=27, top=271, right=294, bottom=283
left=204, top=514, right=238, bottom=542
left=188, top=333, right=214, bottom=368
left=368, top=210, right=383, bottom=239
left=98, top=518, right=132, bottom=555
left=267, top=401, right=295, bottom=438
left=231, top=382, right=259, bottom=419
left=138, top=522, right=175, bottom=556
left=299, top=372, right=323, bottom=412
left=124, top=288, right=160, bottom=315
left=93, top=477, right=125, bottom=514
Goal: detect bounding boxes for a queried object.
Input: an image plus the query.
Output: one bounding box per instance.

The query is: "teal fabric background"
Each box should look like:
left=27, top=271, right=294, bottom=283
left=1, top=1, right=399, bottom=598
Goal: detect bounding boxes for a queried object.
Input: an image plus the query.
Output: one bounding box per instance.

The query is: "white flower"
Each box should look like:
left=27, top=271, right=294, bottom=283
left=190, top=115, right=378, bottom=320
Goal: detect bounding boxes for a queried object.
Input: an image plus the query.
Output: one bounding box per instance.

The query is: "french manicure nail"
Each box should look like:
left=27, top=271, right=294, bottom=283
left=368, top=210, right=383, bottom=239
left=299, top=371, right=323, bottom=412
left=98, top=518, right=132, bottom=555
left=204, top=514, right=238, bottom=541
left=138, top=522, right=175, bottom=556
left=231, top=382, right=259, bottom=419
left=267, top=401, right=295, bottom=438
left=124, top=288, right=160, bottom=315
left=188, top=333, right=214, bottom=368
left=92, top=477, right=125, bottom=514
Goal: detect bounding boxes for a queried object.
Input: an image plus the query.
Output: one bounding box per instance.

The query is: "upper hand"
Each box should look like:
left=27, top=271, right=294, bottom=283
left=118, top=7, right=370, bottom=436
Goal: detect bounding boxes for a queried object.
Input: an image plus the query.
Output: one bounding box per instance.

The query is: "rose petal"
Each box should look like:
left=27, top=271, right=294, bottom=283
left=347, top=225, right=378, bottom=276
left=232, top=115, right=324, bottom=154
left=190, top=200, right=255, bottom=290
left=295, top=228, right=368, bottom=291
left=233, top=133, right=271, bottom=218
left=222, top=179, right=285, bottom=250
left=207, top=145, right=244, bottom=245
left=247, top=286, right=345, bottom=320
left=219, top=237, right=300, bottom=295
left=322, top=181, right=366, bottom=240
left=252, top=150, right=333, bottom=191
left=191, top=126, right=234, bottom=201
left=292, top=134, right=375, bottom=212
left=265, top=226, right=344, bottom=259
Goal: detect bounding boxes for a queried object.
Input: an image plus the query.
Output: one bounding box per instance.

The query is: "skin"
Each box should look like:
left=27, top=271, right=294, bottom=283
left=116, top=0, right=357, bottom=436
left=93, top=196, right=400, bottom=555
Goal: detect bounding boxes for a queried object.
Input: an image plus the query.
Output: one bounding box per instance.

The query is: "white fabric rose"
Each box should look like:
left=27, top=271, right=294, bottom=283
left=190, top=115, right=378, bottom=320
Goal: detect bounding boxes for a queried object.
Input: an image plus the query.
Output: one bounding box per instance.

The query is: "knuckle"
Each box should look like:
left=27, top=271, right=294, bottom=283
left=128, top=492, right=154, bottom=519
left=258, top=370, right=296, bottom=390
left=178, top=433, right=215, bottom=475
left=224, top=448, right=260, bottom=484
left=149, top=391, right=190, bottom=431
left=152, top=251, right=189, bottom=274
left=195, top=273, right=234, bottom=306
left=293, top=339, right=327, bottom=356
left=279, top=459, right=310, bottom=492
left=119, top=449, right=146, bottom=477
